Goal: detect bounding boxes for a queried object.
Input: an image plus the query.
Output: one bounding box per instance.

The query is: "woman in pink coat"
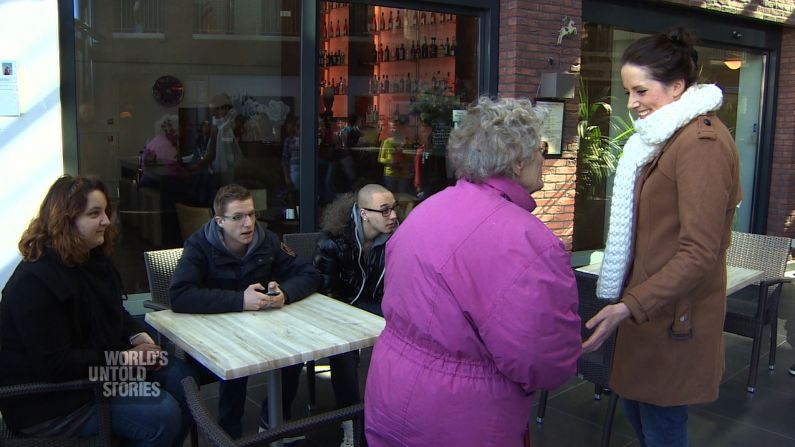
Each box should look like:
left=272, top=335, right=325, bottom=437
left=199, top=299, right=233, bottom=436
left=364, top=97, right=582, bottom=446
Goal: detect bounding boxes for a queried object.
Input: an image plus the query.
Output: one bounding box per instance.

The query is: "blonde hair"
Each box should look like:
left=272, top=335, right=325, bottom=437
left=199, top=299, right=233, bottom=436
left=447, top=96, right=546, bottom=182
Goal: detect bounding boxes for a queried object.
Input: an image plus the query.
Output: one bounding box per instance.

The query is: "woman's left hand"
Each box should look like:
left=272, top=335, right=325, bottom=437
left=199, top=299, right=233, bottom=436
left=582, top=303, right=631, bottom=353
left=130, top=332, right=156, bottom=346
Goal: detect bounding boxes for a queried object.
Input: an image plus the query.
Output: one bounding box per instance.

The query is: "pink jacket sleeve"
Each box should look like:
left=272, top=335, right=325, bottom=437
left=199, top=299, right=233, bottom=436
left=478, top=243, right=581, bottom=394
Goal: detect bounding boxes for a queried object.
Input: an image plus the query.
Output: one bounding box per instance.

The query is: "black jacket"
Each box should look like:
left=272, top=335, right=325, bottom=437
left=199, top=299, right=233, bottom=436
left=314, top=202, right=392, bottom=316
left=170, top=219, right=322, bottom=313
left=0, top=249, right=145, bottom=430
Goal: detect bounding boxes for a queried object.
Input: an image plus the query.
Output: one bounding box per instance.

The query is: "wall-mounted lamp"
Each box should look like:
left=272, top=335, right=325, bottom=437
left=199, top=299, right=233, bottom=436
left=723, top=55, right=743, bottom=70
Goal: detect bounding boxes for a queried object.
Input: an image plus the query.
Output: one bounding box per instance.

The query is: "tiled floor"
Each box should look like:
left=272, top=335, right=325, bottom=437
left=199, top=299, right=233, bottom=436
left=174, top=280, right=795, bottom=447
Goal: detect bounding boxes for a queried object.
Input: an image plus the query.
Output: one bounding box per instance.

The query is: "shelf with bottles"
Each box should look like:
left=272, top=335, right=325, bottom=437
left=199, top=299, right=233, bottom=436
left=368, top=8, right=457, bottom=34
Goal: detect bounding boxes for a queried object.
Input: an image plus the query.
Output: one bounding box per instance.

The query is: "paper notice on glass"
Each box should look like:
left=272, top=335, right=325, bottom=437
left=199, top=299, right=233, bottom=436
left=0, top=61, right=20, bottom=116
left=535, top=100, right=564, bottom=155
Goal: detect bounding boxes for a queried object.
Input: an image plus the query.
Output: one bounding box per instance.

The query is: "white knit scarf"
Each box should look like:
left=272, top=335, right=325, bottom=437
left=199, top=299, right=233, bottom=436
left=596, top=84, right=724, bottom=300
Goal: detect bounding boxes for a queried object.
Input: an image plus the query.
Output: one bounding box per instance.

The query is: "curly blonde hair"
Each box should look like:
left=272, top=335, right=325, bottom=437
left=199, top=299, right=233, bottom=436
left=447, top=96, right=547, bottom=182
left=19, top=175, right=117, bottom=266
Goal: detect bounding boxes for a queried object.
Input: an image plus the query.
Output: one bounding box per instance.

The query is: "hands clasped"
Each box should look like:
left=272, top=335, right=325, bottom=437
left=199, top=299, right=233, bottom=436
left=244, top=282, right=285, bottom=311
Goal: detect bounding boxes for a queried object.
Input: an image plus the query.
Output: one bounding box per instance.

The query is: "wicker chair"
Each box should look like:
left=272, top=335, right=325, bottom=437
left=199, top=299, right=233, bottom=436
left=181, top=377, right=367, bottom=447
left=142, top=248, right=184, bottom=311
left=723, top=231, right=792, bottom=393
left=175, top=203, right=211, bottom=242
left=0, top=379, right=114, bottom=446
left=536, top=270, right=618, bottom=447
left=282, top=232, right=325, bottom=408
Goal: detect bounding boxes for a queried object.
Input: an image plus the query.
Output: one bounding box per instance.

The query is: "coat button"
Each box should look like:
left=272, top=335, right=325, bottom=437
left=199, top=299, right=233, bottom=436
left=703, top=118, right=711, bottom=126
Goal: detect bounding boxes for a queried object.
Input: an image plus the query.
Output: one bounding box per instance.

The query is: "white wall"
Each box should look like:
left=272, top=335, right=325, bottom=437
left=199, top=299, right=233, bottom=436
left=0, top=0, right=64, bottom=289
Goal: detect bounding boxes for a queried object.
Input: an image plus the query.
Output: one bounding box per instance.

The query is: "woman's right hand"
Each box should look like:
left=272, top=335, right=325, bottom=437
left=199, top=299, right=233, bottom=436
left=582, top=303, right=630, bottom=353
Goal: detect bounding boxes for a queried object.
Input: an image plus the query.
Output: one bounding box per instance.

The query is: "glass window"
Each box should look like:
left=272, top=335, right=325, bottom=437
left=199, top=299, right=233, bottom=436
left=317, top=2, right=479, bottom=222
left=574, top=24, right=764, bottom=253
left=72, top=0, right=301, bottom=292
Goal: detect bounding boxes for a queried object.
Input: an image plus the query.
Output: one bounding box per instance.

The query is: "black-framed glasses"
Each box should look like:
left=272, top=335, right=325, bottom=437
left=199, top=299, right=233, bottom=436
left=222, top=211, right=257, bottom=222
left=362, top=204, right=401, bottom=217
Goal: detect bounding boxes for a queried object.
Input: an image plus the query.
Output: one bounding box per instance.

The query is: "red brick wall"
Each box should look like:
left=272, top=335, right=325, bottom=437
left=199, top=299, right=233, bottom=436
left=656, top=0, right=795, bottom=25
left=769, top=27, right=795, bottom=241
left=499, top=0, right=582, bottom=250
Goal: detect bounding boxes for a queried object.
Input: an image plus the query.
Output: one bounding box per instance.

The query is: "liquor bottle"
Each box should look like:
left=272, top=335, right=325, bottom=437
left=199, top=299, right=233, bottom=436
left=430, top=12, right=436, bottom=25
left=373, top=13, right=378, bottom=32
left=420, top=12, right=426, bottom=25
left=383, top=75, right=390, bottom=94
left=410, top=41, right=417, bottom=60
left=450, top=37, right=457, bottom=56
left=412, top=12, right=418, bottom=27
left=372, top=44, right=378, bottom=63
left=445, top=37, right=451, bottom=56
left=384, top=45, right=391, bottom=62
left=446, top=72, right=453, bottom=93
left=421, top=37, right=429, bottom=58
left=406, top=73, right=412, bottom=93
left=343, top=18, right=348, bottom=36
left=322, top=20, right=327, bottom=39
left=388, top=11, right=393, bottom=30
left=431, top=37, right=438, bottom=58
left=395, top=10, right=402, bottom=29
left=336, top=20, right=341, bottom=37
left=399, top=43, right=406, bottom=60
left=339, top=77, right=346, bottom=95
left=340, top=50, right=345, bottom=65
left=440, top=12, right=446, bottom=23
left=431, top=72, right=437, bottom=89
left=380, top=12, right=386, bottom=32
left=378, top=43, right=384, bottom=62
left=367, top=13, right=373, bottom=33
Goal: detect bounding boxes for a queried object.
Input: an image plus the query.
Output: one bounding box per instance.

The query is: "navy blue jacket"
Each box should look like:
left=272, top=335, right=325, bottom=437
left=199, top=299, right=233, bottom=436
left=170, top=220, right=322, bottom=313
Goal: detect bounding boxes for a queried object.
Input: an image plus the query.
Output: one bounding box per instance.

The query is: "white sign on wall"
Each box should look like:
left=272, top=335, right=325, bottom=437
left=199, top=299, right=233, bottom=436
left=0, top=60, right=20, bottom=116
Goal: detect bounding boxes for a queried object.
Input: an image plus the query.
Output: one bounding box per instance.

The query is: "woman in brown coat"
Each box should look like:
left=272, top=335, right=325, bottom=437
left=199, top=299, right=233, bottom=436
left=582, top=28, right=741, bottom=447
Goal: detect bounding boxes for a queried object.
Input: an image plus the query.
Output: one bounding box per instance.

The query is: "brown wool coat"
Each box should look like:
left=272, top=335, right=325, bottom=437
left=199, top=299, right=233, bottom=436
left=609, top=112, right=742, bottom=406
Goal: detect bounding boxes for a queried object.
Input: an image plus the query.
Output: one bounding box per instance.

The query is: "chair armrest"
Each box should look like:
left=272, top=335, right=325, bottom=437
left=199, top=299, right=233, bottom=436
left=143, top=300, right=170, bottom=311
left=759, top=277, right=791, bottom=287
left=0, top=379, right=99, bottom=399
left=238, top=404, right=364, bottom=447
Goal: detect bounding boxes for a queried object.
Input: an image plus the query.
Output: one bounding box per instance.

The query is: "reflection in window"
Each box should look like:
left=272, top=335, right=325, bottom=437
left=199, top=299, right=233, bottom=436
left=318, top=2, right=478, bottom=222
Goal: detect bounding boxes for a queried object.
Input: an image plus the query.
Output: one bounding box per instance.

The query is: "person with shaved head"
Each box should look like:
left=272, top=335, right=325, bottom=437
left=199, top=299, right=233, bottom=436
left=314, top=183, right=398, bottom=447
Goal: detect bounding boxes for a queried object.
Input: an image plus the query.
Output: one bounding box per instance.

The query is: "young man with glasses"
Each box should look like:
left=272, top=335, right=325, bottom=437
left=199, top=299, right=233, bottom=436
left=314, top=183, right=399, bottom=447
left=169, top=184, right=321, bottom=442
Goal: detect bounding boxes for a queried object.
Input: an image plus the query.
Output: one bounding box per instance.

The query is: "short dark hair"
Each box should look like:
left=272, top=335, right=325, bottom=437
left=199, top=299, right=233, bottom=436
left=19, top=175, right=116, bottom=266
left=621, top=27, right=700, bottom=89
left=213, top=184, right=252, bottom=216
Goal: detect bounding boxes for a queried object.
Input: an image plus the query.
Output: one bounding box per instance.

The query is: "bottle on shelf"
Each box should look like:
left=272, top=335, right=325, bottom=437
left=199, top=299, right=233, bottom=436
left=396, top=10, right=402, bottom=29
left=343, top=18, right=348, bottom=36
left=384, top=45, right=391, bottom=62
left=431, top=37, right=438, bottom=58
left=410, top=41, right=417, bottom=60
left=322, top=20, right=327, bottom=39
left=450, top=37, right=457, bottom=56
left=431, top=72, right=438, bottom=89
left=336, top=19, right=341, bottom=37
left=430, top=12, right=436, bottom=25
left=399, top=43, right=406, bottom=60
left=421, top=37, right=429, bottom=58
left=372, top=13, right=378, bottom=32
left=388, top=11, right=393, bottom=30
left=440, top=12, right=446, bottom=23
left=383, top=75, right=390, bottom=93
left=420, top=12, right=426, bottom=25
left=399, top=75, right=406, bottom=93
left=444, top=37, right=451, bottom=56
left=378, top=43, right=384, bottom=62
left=380, top=12, right=386, bottom=32
left=446, top=72, right=454, bottom=93
left=372, top=44, right=378, bottom=63
left=412, top=11, right=418, bottom=27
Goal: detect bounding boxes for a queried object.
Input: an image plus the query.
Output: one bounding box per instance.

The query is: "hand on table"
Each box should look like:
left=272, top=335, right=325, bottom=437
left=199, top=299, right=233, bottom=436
left=244, top=282, right=286, bottom=311
left=582, top=302, right=631, bottom=353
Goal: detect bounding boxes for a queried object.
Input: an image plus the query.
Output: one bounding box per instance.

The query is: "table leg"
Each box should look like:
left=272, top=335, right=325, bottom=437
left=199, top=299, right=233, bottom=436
left=266, top=369, right=284, bottom=447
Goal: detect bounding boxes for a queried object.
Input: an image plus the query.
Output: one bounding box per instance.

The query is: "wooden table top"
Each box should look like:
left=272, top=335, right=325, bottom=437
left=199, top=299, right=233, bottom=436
left=575, top=262, right=765, bottom=296
left=145, top=293, right=385, bottom=380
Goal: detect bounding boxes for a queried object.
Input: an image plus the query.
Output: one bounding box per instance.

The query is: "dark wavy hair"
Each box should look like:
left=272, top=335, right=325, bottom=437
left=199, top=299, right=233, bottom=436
left=621, top=27, right=700, bottom=89
left=19, top=175, right=117, bottom=266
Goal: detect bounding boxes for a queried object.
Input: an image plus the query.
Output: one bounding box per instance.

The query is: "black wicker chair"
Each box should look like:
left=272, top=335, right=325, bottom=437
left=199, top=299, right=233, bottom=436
left=142, top=248, right=184, bottom=312
left=282, top=232, right=325, bottom=408
left=0, top=379, right=113, bottom=446
left=181, top=377, right=366, bottom=447
left=536, top=270, right=618, bottom=447
left=723, top=231, right=792, bottom=393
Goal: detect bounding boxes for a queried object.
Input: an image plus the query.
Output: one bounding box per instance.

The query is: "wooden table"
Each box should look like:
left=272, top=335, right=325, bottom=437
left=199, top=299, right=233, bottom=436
left=575, top=262, right=765, bottom=295
left=145, top=293, right=385, bottom=439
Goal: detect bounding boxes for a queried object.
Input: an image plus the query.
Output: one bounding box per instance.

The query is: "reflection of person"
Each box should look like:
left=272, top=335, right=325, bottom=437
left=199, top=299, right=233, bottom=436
left=412, top=121, right=448, bottom=200
left=365, top=97, right=582, bottom=446
left=141, top=114, right=180, bottom=186
left=314, top=184, right=397, bottom=447
left=281, top=118, right=300, bottom=189
left=194, top=93, right=243, bottom=186
left=0, top=175, right=196, bottom=445
left=2, top=64, right=11, bottom=75
left=377, top=120, right=410, bottom=193
left=169, top=184, right=322, bottom=440
left=582, top=28, right=741, bottom=447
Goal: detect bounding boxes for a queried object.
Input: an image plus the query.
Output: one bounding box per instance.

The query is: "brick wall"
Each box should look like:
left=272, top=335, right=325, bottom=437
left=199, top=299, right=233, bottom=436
left=499, top=0, right=582, bottom=250
left=769, top=27, right=795, bottom=241
left=657, top=0, right=795, bottom=25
